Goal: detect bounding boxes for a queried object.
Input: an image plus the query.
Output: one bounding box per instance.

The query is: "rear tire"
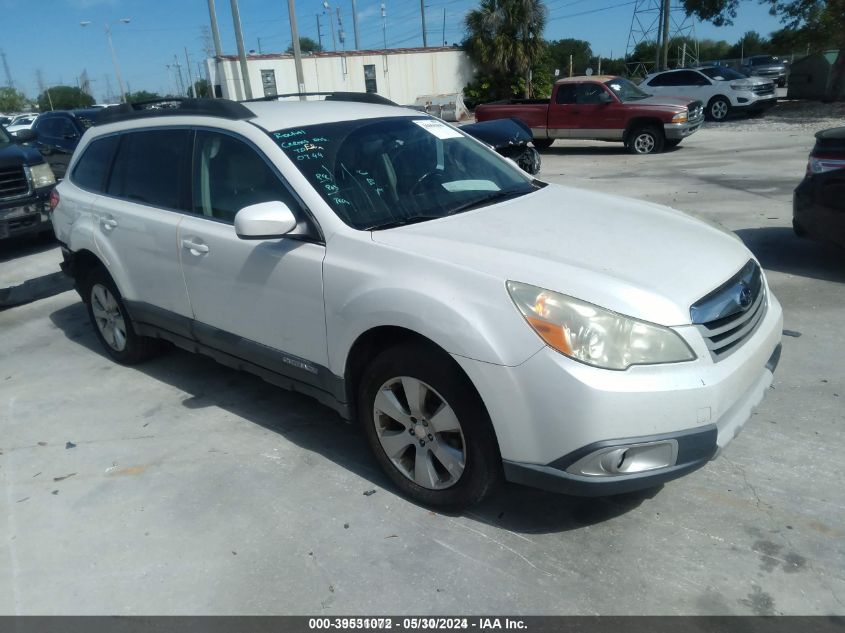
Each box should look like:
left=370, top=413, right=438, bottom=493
left=532, top=138, right=554, bottom=151
left=627, top=125, right=664, bottom=155
left=83, top=267, right=159, bottom=365
left=358, top=342, right=501, bottom=509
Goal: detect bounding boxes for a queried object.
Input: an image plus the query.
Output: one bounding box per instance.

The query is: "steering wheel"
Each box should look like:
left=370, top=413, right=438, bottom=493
left=409, top=169, right=447, bottom=195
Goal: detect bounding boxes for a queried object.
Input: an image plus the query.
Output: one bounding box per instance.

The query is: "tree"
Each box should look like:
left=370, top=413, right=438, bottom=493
left=286, top=37, right=323, bottom=54
left=125, top=90, right=161, bottom=103
left=189, top=79, right=210, bottom=98
left=464, top=0, right=549, bottom=98
left=37, top=86, right=95, bottom=111
left=547, top=39, right=592, bottom=76
left=727, top=30, right=770, bottom=59
left=0, top=87, right=28, bottom=112
left=683, top=0, right=845, bottom=100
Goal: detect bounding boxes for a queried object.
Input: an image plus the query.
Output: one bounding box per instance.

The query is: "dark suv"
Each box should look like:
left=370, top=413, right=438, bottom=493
left=0, top=125, right=57, bottom=239
left=793, top=127, right=845, bottom=249
left=30, top=109, right=100, bottom=180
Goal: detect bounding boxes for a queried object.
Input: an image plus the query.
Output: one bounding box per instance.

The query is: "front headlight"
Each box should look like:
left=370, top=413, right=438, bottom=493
left=506, top=281, right=696, bottom=370
left=671, top=111, right=688, bottom=123
left=29, top=163, right=56, bottom=188
left=730, top=82, right=751, bottom=91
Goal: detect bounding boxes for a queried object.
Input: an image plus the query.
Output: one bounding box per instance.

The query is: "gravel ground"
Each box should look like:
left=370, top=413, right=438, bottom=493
left=718, top=100, right=845, bottom=132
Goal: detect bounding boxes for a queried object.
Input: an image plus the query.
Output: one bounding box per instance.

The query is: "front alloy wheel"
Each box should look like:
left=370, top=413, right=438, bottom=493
left=708, top=97, right=730, bottom=122
left=373, top=376, right=467, bottom=490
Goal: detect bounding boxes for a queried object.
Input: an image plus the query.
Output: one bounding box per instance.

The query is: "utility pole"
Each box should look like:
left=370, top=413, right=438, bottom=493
left=184, top=48, right=195, bottom=97
left=442, top=8, right=446, bottom=46
left=381, top=3, right=387, bottom=49
left=323, top=2, right=337, bottom=51
left=287, top=0, right=306, bottom=98
left=0, top=50, right=13, bottom=88
left=172, top=55, right=186, bottom=95
left=351, top=0, right=360, bottom=50
left=229, top=0, right=253, bottom=99
left=316, top=14, right=323, bottom=49
left=336, top=7, right=346, bottom=49
left=419, top=0, right=427, bottom=48
left=206, top=0, right=224, bottom=56
left=569, top=54, right=573, bottom=77
left=654, top=0, right=663, bottom=70
left=660, top=0, right=670, bottom=70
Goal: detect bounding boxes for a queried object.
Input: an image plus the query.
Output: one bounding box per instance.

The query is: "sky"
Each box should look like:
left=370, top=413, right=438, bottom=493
left=0, top=0, right=785, bottom=102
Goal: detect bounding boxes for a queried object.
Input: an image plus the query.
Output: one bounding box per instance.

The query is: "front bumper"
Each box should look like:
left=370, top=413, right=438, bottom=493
left=664, top=115, right=704, bottom=140
left=0, top=189, right=52, bottom=239
left=734, top=97, right=777, bottom=112
left=453, top=291, right=783, bottom=496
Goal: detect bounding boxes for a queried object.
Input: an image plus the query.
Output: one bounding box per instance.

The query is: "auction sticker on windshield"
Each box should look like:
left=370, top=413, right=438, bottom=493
left=413, top=119, right=463, bottom=139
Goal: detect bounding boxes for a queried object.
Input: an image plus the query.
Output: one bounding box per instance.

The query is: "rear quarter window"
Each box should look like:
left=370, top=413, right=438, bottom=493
left=71, top=135, right=119, bottom=193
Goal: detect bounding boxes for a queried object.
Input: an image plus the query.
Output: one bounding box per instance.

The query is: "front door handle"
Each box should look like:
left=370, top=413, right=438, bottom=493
left=181, top=239, right=209, bottom=255
left=101, top=218, right=118, bottom=231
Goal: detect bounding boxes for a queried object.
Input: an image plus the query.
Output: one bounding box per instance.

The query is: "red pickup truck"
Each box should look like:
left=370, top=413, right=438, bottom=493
left=474, top=75, right=704, bottom=155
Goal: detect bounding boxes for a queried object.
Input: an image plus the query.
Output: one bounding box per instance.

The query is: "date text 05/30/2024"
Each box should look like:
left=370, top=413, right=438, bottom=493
left=308, top=618, right=528, bottom=630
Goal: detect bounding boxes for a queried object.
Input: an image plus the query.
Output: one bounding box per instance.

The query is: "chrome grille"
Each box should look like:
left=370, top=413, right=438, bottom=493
left=687, top=101, right=704, bottom=120
left=753, top=83, right=775, bottom=96
left=691, top=260, right=767, bottom=361
left=0, top=165, right=31, bottom=200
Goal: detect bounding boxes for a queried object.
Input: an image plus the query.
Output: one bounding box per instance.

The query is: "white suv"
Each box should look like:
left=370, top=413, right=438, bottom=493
left=52, top=97, right=783, bottom=508
left=643, top=67, right=777, bottom=122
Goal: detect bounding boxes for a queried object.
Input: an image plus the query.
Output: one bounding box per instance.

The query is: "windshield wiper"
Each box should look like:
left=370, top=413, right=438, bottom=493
left=448, top=187, right=534, bottom=215
left=365, top=215, right=441, bottom=231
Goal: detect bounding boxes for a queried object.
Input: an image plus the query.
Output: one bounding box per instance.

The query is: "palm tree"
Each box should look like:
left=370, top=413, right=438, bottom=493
left=464, top=0, right=548, bottom=98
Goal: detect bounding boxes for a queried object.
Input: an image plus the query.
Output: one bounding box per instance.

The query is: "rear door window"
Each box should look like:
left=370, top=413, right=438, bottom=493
left=71, top=135, right=119, bottom=193
left=107, top=129, right=191, bottom=210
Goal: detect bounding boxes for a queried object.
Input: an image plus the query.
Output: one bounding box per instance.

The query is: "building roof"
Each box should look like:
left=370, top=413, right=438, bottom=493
left=556, top=75, right=618, bottom=84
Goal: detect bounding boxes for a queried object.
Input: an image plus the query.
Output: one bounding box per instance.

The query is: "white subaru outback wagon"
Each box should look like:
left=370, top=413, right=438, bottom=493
left=51, top=97, right=783, bottom=508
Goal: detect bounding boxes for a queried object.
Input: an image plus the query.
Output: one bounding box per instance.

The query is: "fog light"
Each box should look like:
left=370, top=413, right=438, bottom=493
left=567, top=440, right=678, bottom=477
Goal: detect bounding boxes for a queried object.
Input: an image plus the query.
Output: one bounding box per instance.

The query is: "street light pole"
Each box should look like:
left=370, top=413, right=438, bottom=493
left=287, top=0, right=306, bottom=99
left=81, top=19, right=130, bottom=103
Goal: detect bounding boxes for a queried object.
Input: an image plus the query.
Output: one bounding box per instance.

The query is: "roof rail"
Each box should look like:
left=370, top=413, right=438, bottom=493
left=244, top=91, right=399, bottom=106
left=95, top=98, right=254, bottom=126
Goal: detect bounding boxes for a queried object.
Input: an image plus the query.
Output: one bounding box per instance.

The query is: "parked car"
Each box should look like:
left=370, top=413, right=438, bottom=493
left=6, top=113, right=38, bottom=135
left=741, top=55, right=789, bottom=87
left=474, top=75, right=704, bottom=154
left=794, top=126, right=845, bottom=249
left=53, top=97, right=782, bottom=508
left=460, top=117, right=541, bottom=174
left=28, top=109, right=100, bottom=179
left=643, top=66, right=776, bottom=122
left=0, top=125, right=57, bottom=239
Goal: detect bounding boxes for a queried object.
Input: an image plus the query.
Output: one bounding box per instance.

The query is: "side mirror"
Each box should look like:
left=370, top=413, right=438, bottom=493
left=235, top=201, right=298, bottom=239
left=599, top=92, right=614, bottom=104
left=14, top=129, right=36, bottom=143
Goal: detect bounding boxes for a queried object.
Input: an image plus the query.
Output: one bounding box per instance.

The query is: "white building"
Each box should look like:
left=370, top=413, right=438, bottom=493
left=209, top=46, right=474, bottom=106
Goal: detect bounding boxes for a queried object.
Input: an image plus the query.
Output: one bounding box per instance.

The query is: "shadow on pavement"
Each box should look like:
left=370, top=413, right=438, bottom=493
left=0, top=233, right=56, bottom=264
left=735, top=227, right=845, bottom=284
left=49, top=300, right=651, bottom=534
left=0, top=271, right=73, bottom=311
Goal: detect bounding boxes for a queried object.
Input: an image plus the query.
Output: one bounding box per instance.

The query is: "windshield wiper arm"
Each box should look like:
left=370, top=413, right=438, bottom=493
left=365, top=215, right=441, bottom=231
left=449, top=187, right=534, bottom=215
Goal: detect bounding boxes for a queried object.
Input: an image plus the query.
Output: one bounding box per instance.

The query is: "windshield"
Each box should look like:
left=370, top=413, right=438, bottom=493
left=750, top=56, right=776, bottom=66
left=699, top=66, right=746, bottom=81
left=272, top=116, right=538, bottom=230
left=604, top=78, right=650, bottom=101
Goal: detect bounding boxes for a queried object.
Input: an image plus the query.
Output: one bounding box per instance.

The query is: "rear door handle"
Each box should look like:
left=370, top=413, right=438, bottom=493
left=181, top=239, right=209, bottom=255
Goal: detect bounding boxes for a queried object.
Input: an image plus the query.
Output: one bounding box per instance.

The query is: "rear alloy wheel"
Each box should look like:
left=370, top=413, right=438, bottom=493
left=627, top=126, right=664, bottom=155
left=707, top=97, right=731, bottom=122
left=84, top=267, right=159, bottom=365
left=358, top=343, right=501, bottom=508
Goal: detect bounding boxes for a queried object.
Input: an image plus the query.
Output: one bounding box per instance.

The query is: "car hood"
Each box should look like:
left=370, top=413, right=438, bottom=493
left=631, top=94, right=694, bottom=111
left=0, top=141, right=42, bottom=168
left=371, top=184, right=752, bottom=326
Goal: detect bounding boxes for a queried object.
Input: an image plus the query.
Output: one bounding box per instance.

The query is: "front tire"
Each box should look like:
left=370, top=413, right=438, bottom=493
left=627, top=126, right=664, bottom=155
left=706, top=96, right=731, bottom=122
left=83, top=267, right=158, bottom=365
left=358, top=342, right=501, bottom=509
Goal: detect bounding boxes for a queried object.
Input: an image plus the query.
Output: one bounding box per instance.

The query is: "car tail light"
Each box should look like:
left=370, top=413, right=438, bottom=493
left=49, top=188, right=60, bottom=212
left=807, top=153, right=845, bottom=176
